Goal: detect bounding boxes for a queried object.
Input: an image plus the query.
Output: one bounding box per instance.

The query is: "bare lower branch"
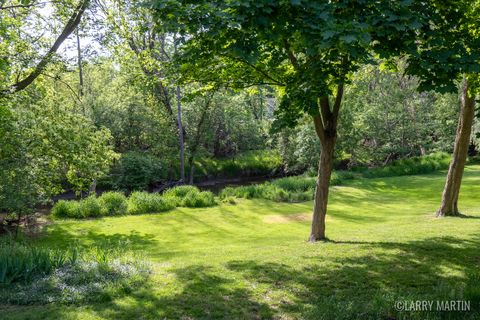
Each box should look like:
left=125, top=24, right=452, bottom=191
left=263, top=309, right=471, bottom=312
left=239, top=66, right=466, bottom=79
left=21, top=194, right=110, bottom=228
left=332, top=83, right=344, bottom=120
left=312, top=114, right=326, bottom=143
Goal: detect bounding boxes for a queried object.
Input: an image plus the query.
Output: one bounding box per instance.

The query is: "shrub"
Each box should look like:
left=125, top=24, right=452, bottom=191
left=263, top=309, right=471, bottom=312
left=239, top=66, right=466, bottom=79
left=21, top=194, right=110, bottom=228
left=77, top=196, right=103, bottom=218
left=98, top=192, right=127, bottom=216
left=261, top=185, right=290, bottom=202
left=162, top=195, right=182, bottom=207
left=182, top=190, right=216, bottom=208
left=163, top=185, right=200, bottom=198
left=337, top=171, right=355, bottom=181
left=469, top=155, right=480, bottom=164
left=362, top=152, right=450, bottom=178
left=51, top=200, right=79, bottom=219
left=220, top=184, right=274, bottom=200
left=110, top=151, right=163, bottom=190
left=162, top=185, right=216, bottom=208
left=271, top=176, right=316, bottom=192
left=219, top=187, right=239, bottom=199
left=127, top=192, right=175, bottom=215
left=221, top=196, right=237, bottom=205
left=192, top=150, right=282, bottom=180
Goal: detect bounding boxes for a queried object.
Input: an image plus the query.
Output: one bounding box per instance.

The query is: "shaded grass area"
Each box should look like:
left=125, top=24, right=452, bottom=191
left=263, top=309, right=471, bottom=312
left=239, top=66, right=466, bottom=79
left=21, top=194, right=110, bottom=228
left=2, top=166, right=480, bottom=319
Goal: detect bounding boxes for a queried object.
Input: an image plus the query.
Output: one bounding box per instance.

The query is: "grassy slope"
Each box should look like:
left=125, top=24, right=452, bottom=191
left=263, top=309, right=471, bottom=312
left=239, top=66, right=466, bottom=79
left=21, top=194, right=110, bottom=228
left=3, top=166, right=480, bottom=319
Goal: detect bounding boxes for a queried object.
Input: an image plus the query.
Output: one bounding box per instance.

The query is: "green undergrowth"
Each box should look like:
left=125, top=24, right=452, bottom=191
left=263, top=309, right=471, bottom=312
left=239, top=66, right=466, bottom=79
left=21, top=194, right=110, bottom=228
left=192, top=149, right=282, bottom=180
left=0, top=238, right=150, bottom=305
left=220, top=153, right=452, bottom=202
left=51, top=186, right=216, bottom=219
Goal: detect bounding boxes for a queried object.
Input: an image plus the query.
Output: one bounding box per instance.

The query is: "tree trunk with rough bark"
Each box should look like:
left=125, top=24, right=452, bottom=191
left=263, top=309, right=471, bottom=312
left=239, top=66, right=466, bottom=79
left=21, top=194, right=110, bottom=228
left=437, top=80, right=476, bottom=217
left=309, top=85, right=343, bottom=242
left=309, top=136, right=335, bottom=242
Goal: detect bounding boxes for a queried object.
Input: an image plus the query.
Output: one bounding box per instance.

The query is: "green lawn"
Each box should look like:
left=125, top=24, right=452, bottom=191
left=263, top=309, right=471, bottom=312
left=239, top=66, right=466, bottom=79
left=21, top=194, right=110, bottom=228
left=3, top=166, right=480, bottom=319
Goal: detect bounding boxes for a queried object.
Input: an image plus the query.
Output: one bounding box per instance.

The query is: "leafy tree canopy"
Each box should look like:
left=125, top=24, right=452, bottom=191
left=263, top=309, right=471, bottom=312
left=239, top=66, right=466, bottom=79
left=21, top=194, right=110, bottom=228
left=149, top=0, right=428, bottom=127
left=405, top=0, right=480, bottom=93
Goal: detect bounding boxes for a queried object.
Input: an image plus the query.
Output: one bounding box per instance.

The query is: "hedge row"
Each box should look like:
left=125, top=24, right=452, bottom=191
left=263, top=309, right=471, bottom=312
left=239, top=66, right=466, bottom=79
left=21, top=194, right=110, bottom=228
left=52, top=186, right=216, bottom=219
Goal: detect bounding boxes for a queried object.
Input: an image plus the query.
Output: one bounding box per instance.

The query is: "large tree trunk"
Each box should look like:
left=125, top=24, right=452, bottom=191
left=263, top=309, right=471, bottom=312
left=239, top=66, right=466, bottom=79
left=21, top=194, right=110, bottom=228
left=309, top=85, right=343, bottom=242
left=309, top=136, right=336, bottom=241
left=437, top=80, right=476, bottom=217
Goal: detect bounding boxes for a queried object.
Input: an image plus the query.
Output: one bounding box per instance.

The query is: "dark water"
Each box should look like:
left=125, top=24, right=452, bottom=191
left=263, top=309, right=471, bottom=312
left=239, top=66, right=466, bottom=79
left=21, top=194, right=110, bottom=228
left=52, top=175, right=276, bottom=202
left=196, top=175, right=273, bottom=194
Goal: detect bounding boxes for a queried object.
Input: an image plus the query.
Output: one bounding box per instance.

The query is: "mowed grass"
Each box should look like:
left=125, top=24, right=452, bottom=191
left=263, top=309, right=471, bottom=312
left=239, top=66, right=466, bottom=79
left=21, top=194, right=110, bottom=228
left=3, top=166, right=480, bottom=319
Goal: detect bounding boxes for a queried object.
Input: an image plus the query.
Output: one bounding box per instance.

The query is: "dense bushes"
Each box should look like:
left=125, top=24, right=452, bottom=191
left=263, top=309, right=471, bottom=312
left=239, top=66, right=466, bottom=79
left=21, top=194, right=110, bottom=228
left=219, top=171, right=357, bottom=203
left=98, top=192, right=128, bottom=216
left=0, top=239, right=150, bottom=305
left=192, top=150, right=282, bottom=180
left=183, top=190, right=216, bottom=208
left=52, top=194, right=123, bottom=219
left=98, top=150, right=283, bottom=191
left=50, top=200, right=78, bottom=219
left=359, top=152, right=451, bottom=178
left=106, top=151, right=163, bottom=190
left=51, top=186, right=216, bottom=219
left=127, top=192, right=177, bottom=215
left=163, top=185, right=200, bottom=198
left=163, top=186, right=216, bottom=208
left=220, top=181, right=311, bottom=203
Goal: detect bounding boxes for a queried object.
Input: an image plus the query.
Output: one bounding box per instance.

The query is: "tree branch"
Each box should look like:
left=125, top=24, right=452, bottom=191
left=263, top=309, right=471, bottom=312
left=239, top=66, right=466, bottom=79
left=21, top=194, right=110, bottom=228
left=228, top=55, right=285, bottom=86
left=1, top=0, right=91, bottom=96
left=42, top=73, right=82, bottom=103
left=312, top=114, right=326, bottom=143
left=0, top=2, right=49, bottom=10
left=319, top=96, right=331, bottom=126
left=283, top=38, right=299, bottom=70
left=332, top=83, right=344, bottom=120
left=128, top=37, right=174, bottom=116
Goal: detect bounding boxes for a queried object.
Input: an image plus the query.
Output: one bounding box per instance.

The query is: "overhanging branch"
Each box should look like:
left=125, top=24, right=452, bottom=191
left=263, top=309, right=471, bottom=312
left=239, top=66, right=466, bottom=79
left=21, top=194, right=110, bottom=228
left=0, top=0, right=91, bottom=96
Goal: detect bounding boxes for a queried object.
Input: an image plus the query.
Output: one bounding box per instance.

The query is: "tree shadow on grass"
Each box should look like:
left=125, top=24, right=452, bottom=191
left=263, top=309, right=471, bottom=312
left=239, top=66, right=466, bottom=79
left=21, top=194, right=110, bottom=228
left=84, top=236, right=480, bottom=319
left=80, top=265, right=274, bottom=320
left=4, top=236, right=480, bottom=320
left=37, top=224, right=173, bottom=257
left=226, top=236, right=480, bottom=319
left=456, top=213, right=480, bottom=219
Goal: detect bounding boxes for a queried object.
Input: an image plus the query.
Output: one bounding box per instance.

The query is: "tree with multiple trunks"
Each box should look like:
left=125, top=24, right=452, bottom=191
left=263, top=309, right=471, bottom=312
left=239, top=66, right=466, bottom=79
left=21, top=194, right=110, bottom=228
left=150, top=0, right=428, bottom=241
left=404, top=1, right=480, bottom=217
